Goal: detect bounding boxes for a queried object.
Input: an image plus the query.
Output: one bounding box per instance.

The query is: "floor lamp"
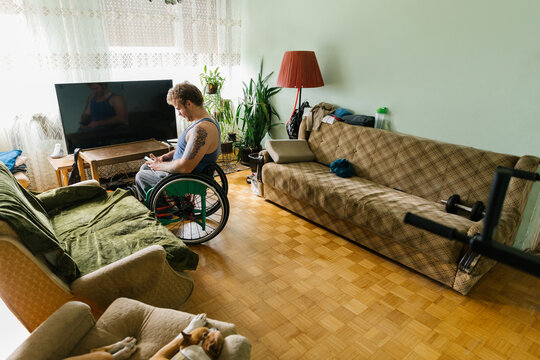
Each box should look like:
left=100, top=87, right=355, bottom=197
left=277, top=51, right=324, bottom=135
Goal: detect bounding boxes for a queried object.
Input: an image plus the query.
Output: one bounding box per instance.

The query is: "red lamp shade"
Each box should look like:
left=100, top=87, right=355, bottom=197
left=277, top=51, right=324, bottom=89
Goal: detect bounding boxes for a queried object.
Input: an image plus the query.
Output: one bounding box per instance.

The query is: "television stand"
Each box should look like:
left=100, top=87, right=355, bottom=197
left=77, top=139, right=171, bottom=185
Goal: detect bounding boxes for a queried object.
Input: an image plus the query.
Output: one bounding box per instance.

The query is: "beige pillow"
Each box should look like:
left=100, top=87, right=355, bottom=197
left=265, top=139, right=315, bottom=164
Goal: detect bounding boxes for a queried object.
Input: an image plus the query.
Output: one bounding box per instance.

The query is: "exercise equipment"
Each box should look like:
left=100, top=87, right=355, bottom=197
left=441, top=194, right=485, bottom=221
left=405, top=166, right=540, bottom=278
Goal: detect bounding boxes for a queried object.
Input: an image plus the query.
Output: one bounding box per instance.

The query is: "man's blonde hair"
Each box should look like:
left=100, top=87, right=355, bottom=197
left=166, top=82, right=204, bottom=107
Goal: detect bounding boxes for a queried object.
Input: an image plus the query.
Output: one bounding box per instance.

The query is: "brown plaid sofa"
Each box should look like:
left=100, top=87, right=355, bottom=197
left=259, top=121, right=539, bottom=294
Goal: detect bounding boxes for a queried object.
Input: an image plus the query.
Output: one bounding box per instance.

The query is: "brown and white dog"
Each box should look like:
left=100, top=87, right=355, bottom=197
left=150, top=313, right=224, bottom=360
left=66, top=314, right=223, bottom=360
left=177, top=326, right=224, bottom=360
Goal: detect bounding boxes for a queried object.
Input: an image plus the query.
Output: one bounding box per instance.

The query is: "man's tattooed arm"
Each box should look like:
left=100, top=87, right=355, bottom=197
left=185, top=126, right=208, bottom=160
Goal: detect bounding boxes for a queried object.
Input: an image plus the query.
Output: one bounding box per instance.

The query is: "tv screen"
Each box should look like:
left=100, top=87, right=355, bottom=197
left=55, top=80, right=177, bottom=153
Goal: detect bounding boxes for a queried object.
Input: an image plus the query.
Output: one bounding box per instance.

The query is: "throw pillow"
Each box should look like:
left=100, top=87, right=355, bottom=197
left=265, top=139, right=315, bottom=164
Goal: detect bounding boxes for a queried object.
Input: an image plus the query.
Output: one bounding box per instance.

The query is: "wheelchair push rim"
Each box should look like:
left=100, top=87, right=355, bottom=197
left=147, top=173, right=229, bottom=244
left=203, top=163, right=228, bottom=195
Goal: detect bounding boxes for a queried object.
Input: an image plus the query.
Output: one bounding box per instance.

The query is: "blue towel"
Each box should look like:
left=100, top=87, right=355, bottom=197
left=330, top=159, right=354, bottom=178
left=0, top=150, right=22, bottom=171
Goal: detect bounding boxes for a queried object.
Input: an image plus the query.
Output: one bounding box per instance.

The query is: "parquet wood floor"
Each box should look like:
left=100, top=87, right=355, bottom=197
left=181, top=170, right=540, bottom=360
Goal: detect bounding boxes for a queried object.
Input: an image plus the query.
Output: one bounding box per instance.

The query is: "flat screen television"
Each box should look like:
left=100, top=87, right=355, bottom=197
left=55, top=79, right=177, bottom=153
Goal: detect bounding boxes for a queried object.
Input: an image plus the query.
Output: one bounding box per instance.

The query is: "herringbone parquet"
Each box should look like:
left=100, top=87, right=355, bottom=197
left=181, top=170, right=540, bottom=360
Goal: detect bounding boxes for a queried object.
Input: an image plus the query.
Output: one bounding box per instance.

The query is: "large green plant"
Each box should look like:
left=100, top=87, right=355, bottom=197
left=235, top=61, right=281, bottom=150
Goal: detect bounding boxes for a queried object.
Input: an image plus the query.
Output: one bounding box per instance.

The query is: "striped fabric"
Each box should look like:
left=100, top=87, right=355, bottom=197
left=307, top=123, right=519, bottom=205
left=262, top=161, right=471, bottom=264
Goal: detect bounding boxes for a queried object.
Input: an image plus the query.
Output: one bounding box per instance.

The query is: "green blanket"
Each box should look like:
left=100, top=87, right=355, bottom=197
left=0, top=163, right=198, bottom=282
left=44, top=186, right=199, bottom=275
left=0, top=163, right=80, bottom=282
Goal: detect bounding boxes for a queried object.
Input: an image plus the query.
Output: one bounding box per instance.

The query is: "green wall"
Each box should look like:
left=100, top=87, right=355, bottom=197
left=241, top=0, right=540, bottom=249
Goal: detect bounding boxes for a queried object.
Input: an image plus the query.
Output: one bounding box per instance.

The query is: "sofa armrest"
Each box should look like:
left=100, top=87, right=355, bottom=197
left=467, top=156, right=540, bottom=245
left=0, top=232, right=75, bottom=332
left=8, top=301, right=95, bottom=360
left=257, top=150, right=272, bottom=183
left=298, top=117, right=308, bottom=140
left=259, top=149, right=273, bottom=165
left=71, top=245, right=194, bottom=310
left=264, top=139, right=315, bottom=164
left=220, top=334, right=252, bottom=360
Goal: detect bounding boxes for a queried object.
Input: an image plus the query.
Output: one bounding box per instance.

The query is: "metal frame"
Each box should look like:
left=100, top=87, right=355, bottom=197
left=405, top=166, right=540, bottom=277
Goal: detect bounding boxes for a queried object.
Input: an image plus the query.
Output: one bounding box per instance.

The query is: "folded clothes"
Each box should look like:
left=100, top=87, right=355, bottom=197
left=11, top=164, right=27, bottom=174
left=332, top=107, right=353, bottom=119
left=322, top=115, right=337, bottom=124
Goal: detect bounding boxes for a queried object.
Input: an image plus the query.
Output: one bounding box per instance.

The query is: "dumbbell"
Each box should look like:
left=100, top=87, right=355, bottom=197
left=441, top=194, right=485, bottom=221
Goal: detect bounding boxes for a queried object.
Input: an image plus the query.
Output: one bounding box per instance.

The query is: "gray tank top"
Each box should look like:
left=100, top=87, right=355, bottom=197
left=172, top=118, right=221, bottom=173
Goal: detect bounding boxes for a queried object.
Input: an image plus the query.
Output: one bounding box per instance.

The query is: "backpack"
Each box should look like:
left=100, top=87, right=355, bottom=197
left=286, top=101, right=310, bottom=139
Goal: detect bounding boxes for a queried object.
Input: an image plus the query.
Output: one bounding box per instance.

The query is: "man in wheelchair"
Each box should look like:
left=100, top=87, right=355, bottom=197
left=132, top=81, right=221, bottom=201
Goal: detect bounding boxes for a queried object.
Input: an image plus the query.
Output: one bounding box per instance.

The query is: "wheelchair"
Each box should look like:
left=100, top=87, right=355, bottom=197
left=144, top=164, right=229, bottom=244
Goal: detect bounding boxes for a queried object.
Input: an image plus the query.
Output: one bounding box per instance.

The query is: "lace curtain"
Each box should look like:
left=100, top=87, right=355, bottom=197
left=0, top=0, right=241, bottom=190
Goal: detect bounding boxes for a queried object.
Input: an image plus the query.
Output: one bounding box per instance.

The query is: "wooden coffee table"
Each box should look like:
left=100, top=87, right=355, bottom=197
left=77, top=139, right=171, bottom=184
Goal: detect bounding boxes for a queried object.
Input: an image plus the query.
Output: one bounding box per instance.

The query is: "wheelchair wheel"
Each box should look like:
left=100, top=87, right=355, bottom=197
left=201, top=164, right=228, bottom=216
left=202, top=163, right=228, bottom=195
left=148, top=174, right=229, bottom=244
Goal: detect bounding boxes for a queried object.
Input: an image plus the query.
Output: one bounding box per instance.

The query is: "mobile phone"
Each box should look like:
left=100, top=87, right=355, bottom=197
left=144, top=156, right=153, bottom=162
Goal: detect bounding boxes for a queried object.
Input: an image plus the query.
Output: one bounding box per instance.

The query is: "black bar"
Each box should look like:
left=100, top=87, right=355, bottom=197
left=471, top=238, right=540, bottom=277
left=481, top=168, right=512, bottom=242
left=497, top=166, right=540, bottom=181
left=404, top=213, right=470, bottom=244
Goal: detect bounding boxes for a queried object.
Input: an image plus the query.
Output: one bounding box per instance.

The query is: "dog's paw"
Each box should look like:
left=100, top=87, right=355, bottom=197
left=107, top=337, right=136, bottom=354
left=112, top=342, right=137, bottom=360
left=184, top=313, right=207, bottom=332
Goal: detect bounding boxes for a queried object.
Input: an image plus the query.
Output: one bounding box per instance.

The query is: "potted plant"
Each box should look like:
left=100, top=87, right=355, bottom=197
left=235, top=60, right=281, bottom=165
left=217, top=98, right=236, bottom=154
left=199, top=65, right=224, bottom=94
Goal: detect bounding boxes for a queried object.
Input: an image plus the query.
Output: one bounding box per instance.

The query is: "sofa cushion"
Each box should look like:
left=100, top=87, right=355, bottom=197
left=345, top=187, right=471, bottom=264
left=262, top=161, right=471, bottom=263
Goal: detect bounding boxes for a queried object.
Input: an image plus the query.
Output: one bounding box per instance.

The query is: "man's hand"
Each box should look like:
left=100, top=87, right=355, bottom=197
left=147, top=153, right=169, bottom=172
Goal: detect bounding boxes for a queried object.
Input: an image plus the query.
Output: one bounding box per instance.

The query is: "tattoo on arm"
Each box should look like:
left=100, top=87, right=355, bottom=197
left=185, top=126, right=208, bottom=160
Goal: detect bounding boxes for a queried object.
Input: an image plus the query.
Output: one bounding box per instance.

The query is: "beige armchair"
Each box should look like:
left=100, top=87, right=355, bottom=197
left=0, top=227, right=194, bottom=331
left=8, top=298, right=252, bottom=360
left=0, top=174, right=196, bottom=332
